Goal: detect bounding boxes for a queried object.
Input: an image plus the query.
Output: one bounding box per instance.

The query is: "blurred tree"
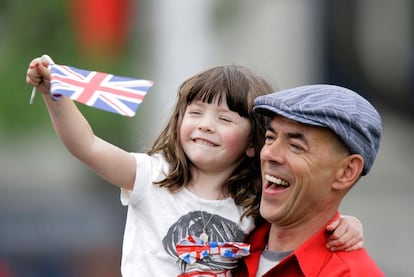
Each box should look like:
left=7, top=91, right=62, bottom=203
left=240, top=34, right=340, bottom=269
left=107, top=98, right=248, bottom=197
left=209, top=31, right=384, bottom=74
left=0, top=0, right=140, bottom=147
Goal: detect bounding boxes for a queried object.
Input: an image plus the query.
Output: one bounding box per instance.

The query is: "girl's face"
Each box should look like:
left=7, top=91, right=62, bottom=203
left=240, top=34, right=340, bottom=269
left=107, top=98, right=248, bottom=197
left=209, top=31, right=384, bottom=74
left=179, top=98, right=255, bottom=175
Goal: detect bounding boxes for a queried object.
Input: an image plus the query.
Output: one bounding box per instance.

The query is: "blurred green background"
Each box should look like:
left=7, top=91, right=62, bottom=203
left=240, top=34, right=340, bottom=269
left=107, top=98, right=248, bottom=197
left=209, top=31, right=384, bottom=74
left=0, top=0, right=413, bottom=276
left=0, top=0, right=144, bottom=144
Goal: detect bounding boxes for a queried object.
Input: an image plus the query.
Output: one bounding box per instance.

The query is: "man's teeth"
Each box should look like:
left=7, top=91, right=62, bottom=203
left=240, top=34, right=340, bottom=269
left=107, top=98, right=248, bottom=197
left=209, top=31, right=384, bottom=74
left=265, top=174, right=289, bottom=186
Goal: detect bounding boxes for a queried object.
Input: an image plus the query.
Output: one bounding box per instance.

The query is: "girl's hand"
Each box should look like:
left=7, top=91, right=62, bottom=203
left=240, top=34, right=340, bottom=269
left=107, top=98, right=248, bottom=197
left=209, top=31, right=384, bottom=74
left=326, top=215, right=364, bottom=252
left=26, top=55, right=54, bottom=95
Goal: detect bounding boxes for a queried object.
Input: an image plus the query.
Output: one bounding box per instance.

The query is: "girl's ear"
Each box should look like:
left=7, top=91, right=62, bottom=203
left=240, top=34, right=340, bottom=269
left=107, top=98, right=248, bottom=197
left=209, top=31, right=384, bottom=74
left=246, top=146, right=255, bottom=158
left=332, top=154, right=364, bottom=190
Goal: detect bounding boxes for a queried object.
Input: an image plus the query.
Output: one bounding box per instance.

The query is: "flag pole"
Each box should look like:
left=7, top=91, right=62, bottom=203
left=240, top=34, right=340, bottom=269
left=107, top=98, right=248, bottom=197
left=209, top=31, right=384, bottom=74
left=29, top=86, right=36, bottom=104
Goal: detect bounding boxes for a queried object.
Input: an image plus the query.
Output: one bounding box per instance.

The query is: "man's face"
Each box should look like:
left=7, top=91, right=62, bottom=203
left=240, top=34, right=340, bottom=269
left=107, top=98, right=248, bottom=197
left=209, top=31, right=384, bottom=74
left=259, top=116, right=347, bottom=226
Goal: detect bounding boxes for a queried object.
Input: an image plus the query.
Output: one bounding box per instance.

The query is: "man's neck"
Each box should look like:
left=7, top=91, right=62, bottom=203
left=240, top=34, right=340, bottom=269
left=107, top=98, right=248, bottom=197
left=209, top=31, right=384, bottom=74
left=267, top=211, right=338, bottom=252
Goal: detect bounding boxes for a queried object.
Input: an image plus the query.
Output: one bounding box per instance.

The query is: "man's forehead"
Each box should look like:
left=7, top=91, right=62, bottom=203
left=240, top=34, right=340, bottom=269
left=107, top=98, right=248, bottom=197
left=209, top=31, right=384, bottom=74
left=268, top=115, right=335, bottom=139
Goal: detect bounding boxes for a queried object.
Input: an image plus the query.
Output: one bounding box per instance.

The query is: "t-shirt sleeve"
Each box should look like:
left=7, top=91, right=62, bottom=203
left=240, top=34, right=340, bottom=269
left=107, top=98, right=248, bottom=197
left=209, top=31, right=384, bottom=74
left=120, top=153, right=169, bottom=206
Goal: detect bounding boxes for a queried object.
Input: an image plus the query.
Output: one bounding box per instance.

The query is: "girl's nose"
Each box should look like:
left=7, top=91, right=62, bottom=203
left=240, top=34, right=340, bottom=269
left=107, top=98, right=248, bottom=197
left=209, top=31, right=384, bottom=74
left=197, top=115, right=215, bottom=132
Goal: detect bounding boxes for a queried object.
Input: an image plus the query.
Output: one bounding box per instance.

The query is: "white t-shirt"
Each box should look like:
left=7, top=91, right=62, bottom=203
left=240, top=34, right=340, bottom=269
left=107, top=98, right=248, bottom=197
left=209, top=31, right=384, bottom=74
left=120, top=153, right=255, bottom=276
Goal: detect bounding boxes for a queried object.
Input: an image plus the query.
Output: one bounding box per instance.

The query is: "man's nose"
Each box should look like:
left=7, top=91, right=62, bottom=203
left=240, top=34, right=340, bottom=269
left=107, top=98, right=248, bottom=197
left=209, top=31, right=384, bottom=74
left=260, top=140, right=286, bottom=165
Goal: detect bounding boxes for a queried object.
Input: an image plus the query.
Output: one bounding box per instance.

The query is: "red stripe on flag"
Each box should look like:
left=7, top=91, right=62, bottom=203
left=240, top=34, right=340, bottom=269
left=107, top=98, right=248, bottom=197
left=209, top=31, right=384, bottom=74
left=51, top=73, right=145, bottom=102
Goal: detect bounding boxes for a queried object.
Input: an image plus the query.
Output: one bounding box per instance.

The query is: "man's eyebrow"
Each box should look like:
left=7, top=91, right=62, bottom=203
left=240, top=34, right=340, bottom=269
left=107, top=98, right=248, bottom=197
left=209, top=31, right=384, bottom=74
left=287, top=132, right=304, bottom=140
left=267, top=125, right=308, bottom=142
left=287, top=131, right=309, bottom=145
left=266, top=125, right=275, bottom=132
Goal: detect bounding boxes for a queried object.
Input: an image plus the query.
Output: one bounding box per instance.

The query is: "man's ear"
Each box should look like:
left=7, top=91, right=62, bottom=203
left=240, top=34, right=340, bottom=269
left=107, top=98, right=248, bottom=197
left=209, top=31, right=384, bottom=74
left=332, top=154, right=364, bottom=190
left=246, top=146, right=255, bottom=158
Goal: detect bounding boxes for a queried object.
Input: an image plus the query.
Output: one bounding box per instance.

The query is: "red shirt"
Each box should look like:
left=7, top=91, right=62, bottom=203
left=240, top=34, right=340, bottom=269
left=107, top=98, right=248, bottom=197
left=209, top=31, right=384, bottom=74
left=235, top=212, right=385, bottom=277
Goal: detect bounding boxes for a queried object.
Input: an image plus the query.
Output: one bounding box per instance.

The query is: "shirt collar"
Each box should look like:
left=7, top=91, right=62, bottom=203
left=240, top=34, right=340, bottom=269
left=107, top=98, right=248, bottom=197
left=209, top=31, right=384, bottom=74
left=292, top=212, right=341, bottom=276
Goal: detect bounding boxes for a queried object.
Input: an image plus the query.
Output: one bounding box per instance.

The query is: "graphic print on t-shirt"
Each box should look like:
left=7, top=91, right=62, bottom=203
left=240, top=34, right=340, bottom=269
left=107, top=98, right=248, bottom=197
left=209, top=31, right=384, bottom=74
left=162, top=210, right=246, bottom=274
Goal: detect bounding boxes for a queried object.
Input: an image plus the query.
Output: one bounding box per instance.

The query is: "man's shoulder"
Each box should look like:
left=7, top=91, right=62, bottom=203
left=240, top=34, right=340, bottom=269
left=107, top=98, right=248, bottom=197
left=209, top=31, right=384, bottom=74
left=325, top=249, right=385, bottom=276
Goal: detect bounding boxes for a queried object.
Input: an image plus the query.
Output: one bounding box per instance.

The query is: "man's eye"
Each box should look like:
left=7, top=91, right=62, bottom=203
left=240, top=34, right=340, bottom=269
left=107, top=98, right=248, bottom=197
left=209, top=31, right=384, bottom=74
left=290, top=144, right=304, bottom=152
left=264, top=135, right=275, bottom=143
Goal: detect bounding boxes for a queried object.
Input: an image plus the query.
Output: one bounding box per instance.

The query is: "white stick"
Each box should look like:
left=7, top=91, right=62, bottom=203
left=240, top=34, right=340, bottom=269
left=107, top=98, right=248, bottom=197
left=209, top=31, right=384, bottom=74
left=29, top=86, right=36, bottom=104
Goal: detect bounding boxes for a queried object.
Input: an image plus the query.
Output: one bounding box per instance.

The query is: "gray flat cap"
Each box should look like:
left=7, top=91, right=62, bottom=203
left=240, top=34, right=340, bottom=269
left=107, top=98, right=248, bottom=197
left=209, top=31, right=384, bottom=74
left=254, top=84, right=382, bottom=175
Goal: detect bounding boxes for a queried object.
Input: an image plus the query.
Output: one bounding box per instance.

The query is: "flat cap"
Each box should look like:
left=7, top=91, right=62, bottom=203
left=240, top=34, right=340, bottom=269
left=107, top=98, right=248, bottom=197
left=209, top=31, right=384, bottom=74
left=254, top=84, right=382, bottom=175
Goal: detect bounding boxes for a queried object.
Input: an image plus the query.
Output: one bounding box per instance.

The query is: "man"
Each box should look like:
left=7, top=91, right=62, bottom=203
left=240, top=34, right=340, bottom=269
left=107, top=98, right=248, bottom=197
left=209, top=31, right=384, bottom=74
left=235, top=85, right=384, bottom=276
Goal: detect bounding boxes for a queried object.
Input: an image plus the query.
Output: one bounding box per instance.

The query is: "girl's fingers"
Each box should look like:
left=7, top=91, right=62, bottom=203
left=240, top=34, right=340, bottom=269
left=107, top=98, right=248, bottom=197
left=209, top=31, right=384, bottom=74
left=27, top=57, right=51, bottom=83
left=326, top=217, right=340, bottom=232
left=26, top=55, right=53, bottom=96
left=40, top=54, right=54, bottom=66
left=344, top=240, right=364, bottom=252
left=28, top=57, right=41, bottom=69
left=26, top=68, right=43, bottom=86
left=328, top=236, right=364, bottom=252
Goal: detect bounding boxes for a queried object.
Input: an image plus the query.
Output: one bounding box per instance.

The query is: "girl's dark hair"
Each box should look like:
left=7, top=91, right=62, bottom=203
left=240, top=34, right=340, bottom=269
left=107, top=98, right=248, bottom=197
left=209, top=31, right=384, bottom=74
left=148, top=65, right=274, bottom=220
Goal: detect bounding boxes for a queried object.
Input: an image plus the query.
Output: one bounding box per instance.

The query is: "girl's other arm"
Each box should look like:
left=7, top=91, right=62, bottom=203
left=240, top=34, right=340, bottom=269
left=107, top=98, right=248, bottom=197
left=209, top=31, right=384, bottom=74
left=326, top=215, right=364, bottom=252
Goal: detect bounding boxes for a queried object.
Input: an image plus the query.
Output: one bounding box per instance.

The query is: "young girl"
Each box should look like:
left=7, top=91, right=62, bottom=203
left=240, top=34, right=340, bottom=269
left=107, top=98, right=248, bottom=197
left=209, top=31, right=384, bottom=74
left=26, top=55, right=363, bottom=276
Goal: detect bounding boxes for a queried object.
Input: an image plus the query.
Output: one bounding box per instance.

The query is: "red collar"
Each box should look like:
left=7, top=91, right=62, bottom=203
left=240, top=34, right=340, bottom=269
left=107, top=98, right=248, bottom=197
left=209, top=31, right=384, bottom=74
left=245, top=212, right=341, bottom=276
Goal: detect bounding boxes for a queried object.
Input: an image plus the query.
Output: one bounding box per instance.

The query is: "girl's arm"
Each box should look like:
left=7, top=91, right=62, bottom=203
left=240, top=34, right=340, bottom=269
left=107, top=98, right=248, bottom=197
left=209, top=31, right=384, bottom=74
left=326, top=215, right=364, bottom=252
left=26, top=56, right=136, bottom=190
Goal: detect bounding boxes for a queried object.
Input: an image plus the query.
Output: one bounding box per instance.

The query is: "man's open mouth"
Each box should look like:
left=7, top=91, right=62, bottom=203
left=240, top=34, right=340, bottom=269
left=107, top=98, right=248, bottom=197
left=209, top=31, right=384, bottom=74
left=264, top=174, right=290, bottom=191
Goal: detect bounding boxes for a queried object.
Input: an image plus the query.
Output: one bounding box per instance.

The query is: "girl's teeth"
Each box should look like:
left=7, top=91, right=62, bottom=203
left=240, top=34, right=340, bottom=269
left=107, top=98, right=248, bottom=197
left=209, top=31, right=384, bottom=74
left=195, top=139, right=215, bottom=147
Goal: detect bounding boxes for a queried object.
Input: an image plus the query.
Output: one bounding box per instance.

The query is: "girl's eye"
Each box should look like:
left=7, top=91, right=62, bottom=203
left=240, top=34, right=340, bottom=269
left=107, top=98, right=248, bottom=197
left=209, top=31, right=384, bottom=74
left=219, top=117, right=232, bottom=123
left=188, top=110, right=202, bottom=115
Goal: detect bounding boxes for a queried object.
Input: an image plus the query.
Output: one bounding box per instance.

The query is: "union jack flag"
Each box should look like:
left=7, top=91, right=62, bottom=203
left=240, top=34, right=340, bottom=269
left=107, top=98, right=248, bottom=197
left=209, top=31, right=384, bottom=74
left=50, top=64, right=153, bottom=117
